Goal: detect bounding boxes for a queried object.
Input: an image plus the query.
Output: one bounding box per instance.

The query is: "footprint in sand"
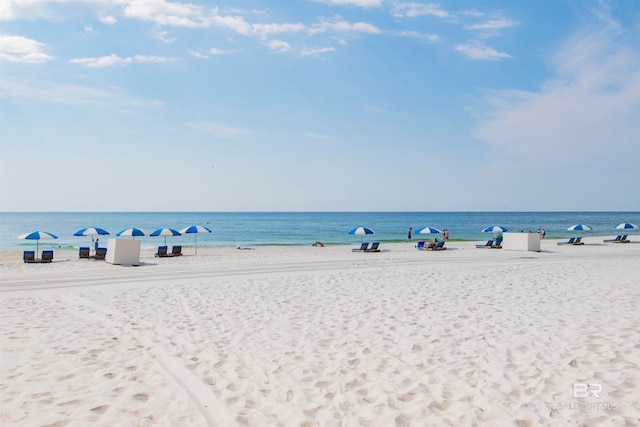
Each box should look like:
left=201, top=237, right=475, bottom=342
left=90, top=405, right=109, bottom=414
left=132, top=393, right=149, bottom=402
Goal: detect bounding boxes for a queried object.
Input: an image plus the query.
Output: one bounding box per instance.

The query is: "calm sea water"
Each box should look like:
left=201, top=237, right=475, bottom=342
left=1, top=212, right=638, bottom=252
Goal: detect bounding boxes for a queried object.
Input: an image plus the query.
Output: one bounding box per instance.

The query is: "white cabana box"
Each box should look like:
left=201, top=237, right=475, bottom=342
left=501, top=232, right=541, bottom=252
left=106, top=238, right=141, bottom=265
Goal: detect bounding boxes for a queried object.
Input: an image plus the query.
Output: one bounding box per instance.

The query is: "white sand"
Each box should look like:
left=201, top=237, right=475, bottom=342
left=1, top=238, right=639, bottom=426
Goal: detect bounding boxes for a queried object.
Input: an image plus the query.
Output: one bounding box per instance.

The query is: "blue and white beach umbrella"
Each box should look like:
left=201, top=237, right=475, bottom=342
left=482, top=226, right=508, bottom=233
left=74, top=227, right=110, bottom=246
left=567, top=224, right=592, bottom=231
left=179, top=225, right=212, bottom=255
left=18, top=230, right=58, bottom=255
left=416, top=226, right=442, bottom=234
left=116, top=228, right=148, bottom=239
left=348, top=226, right=374, bottom=242
left=74, top=227, right=109, bottom=237
left=150, top=228, right=182, bottom=245
left=615, top=223, right=638, bottom=230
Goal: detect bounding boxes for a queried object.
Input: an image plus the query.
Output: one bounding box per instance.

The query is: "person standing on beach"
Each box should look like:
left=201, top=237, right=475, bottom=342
left=407, top=227, right=412, bottom=242
left=443, top=229, right=449, bottom=240
left=94, top=238, right=99, bottom=252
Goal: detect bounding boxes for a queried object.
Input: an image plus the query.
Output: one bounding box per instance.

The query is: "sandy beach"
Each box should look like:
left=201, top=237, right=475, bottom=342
left=1, top=238, right=639, bottom=426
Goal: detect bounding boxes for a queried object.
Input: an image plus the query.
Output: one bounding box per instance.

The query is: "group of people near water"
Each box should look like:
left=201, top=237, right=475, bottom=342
left=407, top=228, right=449, bottom=242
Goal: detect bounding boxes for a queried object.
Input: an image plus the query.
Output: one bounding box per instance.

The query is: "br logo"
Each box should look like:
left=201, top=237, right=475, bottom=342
left=573, top=383, right=602, bottom=398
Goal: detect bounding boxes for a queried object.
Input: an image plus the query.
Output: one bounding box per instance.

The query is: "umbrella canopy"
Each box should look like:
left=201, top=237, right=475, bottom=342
left=150, top=228, right=182, bottom=245
left=18, top=230, right=58, bottom=255
left=116, top=228, right=148, bottom=239
left=179, top=225, right=212, bottom=255
left=615, top=223, right=638, bottom=230
left=416, top=226, right=442, bottom=234
left=348, top=226, right=374, bottom=242
left=73, top=227, right=109, bottom=236
left=482, top=226, right=508, bottom=233
left=568, top=224, right=592, bottom=231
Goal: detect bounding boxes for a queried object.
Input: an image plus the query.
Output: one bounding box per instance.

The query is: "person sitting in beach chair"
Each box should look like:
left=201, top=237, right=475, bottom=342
left=430, top=241, right=446, bottom=251
left=476, top=240, right=494, bottom=248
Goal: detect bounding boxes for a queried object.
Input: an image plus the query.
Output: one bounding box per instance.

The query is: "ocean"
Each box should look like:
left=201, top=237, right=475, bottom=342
left=1, top=212, right=638, bottom=252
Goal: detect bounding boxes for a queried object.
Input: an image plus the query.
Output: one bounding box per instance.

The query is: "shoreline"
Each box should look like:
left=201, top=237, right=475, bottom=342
left=1, top=238, right=639, bottom=425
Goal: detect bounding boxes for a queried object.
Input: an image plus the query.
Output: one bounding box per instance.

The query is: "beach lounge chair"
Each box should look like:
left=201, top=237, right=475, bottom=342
left=171, top=246, right=182, bottom=256
left=79, top=247, right=91, bottom=258
left=366, top=242, right=381, bottom=252
left=572, top=237, right=584, bottom=245
left=94, top=248, right=107, bottom=260
left=603, top=235, right=622, bottom=243
left=557, top=237, right=576, bottom=245
left=476, top=240, right=494, bottom=248
left=431, top=241, right=446, bottom=251
left=23, top=250, right=36, bottom=263
left=155, top=246, right=169, bottom=257
left=616, top=235, right=630, bottom=243
left=40, top=250, right=53, bottom=263
left=415, top=241, right=425, bottom=250
left=352, top=242, right=369, bottom=252
left=426, top=241, right=437, bottom=249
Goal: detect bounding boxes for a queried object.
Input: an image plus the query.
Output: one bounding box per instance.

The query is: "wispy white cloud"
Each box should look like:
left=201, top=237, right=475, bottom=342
left=300, top=46, right=335, bottom=57
left=209, top=47, right=233, bottom=55
left=473, top=20, right=640, bottom=170
left=266, top=39, right=291, bottom=53
left=188, top=122, right=254, bottom=138
left=391, top=2, right=450, bottom=19
left=315, top=0, right=382, bottom=7
left=70, top=53, right=174, bottom=67
left=252, top=22, right=306, bottom=37
left=212, top=13, right=252, bottom=35
left=0, top=76, right=163, bottom=108
left=461, top=9, right=484, bottom=17
left=0, top=34, right=54, bottom=63
left=455, top=41, right=511, bottom=60
left=304, top=132, right=334, bottom=140
left=133, top=54, right=173, bottom=63
left=465, top=18, right=518, bottom=31
left=188, top=50, right=208, bottom=59
left=309, top=18, right=380, bottom=35
left=122, top=0, right=210, bottom=27
left=99, top=15, right=117, bottom=25
left=396, top=30, right=441, bottom=43
left=153, top=30, right=176, bottom=43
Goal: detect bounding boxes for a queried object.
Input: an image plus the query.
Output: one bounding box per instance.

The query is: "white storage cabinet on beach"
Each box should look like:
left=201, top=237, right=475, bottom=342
left=106, top=238, right=141, bottom=265
left=501, top=232, right=541, bottom=252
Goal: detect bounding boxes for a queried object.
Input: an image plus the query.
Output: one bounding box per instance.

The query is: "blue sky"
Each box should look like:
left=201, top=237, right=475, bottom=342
left=1, top=0, right=639, bottom=212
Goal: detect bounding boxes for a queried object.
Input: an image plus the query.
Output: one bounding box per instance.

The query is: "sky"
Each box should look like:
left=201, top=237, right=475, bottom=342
left=1, top=0, right=639, bottom=212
